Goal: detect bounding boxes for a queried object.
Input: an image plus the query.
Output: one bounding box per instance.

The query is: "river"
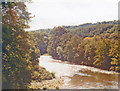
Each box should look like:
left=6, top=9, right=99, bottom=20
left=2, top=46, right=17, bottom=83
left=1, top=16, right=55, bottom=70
left=39, top=55, right=119, bottom=89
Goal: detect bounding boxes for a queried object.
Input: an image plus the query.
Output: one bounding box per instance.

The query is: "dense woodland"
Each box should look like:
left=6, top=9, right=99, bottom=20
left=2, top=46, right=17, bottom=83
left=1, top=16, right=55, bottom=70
left=1, top=1, right=120, bottom=90
left=2, top=2, right=55, bottom=89
left=31, top=21, right=120, bottom=72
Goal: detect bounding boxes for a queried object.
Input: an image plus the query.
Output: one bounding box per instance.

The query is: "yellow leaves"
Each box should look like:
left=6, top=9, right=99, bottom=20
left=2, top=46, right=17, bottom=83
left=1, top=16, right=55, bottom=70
left=17, top=35, right=22, bottom=39
left=6, top=44, right=11, bottom=51
left=115, top=66, right=120, bottom=72
left=16, top=54, right=19, bottom=58
left=111, top=58, right=118, bottom=65
left=110, top=66, right=120, bottom=72
left=27, top=65, right=31, bottom=71
left=93, top=59, right=98, bottom=65
left=110, top=66, right=115, bottom=71
left=83, top=37, right=93, bottom=40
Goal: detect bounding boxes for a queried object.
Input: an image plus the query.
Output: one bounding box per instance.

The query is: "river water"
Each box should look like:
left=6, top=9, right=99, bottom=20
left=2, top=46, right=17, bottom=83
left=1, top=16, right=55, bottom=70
left=39, top=56, right=119, bottom=89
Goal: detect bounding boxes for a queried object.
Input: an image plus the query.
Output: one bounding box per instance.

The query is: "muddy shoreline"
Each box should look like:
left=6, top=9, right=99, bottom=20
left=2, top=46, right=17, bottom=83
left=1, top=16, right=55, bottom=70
left=29, top=77, right=64, bottom=89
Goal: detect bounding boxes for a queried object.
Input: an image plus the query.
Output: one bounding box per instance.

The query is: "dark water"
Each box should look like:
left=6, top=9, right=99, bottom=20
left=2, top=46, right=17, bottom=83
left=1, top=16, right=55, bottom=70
left=39, top=56, right=118, bottom=89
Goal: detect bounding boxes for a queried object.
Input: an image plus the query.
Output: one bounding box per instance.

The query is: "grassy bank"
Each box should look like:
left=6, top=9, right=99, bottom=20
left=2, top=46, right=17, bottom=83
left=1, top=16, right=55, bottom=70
left=28, top=65, right=64, bottom=89
left=31, top=66, right=55, bottom=82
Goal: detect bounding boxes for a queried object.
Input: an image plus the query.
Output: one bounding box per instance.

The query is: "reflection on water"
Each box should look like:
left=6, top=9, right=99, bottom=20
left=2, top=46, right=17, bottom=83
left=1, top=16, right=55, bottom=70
left=39, top=56, right=118, bottom=89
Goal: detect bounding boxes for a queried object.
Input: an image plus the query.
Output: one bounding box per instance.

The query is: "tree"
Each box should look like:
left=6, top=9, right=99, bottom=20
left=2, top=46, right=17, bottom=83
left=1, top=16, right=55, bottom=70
left=2, top=2, right=32, bottom=89
left=93, top=38, right=111, bottom=70
left=63, top=35, right=82, bottom=63
left=109, top=39, right=120, bottom=72
left=30, top=31, right=49, bottom=55
left=51, top=26, right=67, bottom=37
left=47, top=27, right=67, bottom=58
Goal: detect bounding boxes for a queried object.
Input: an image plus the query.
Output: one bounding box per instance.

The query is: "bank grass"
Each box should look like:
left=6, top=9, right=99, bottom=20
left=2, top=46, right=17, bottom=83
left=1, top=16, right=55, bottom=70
left=31, top=65, right=55, bottom=82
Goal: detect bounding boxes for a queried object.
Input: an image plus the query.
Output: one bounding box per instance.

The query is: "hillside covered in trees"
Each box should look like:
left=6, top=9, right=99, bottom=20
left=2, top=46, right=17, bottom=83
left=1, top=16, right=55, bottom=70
left=31, top=21, right=119, bottom=72
left=2, top=1, right=119, bottom=90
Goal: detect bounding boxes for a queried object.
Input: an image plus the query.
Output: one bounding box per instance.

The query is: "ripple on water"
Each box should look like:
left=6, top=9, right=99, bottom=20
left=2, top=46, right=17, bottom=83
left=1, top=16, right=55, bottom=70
left=39, top=56, right=118, bottom=89
left=75, top=73, right=92, bottom=77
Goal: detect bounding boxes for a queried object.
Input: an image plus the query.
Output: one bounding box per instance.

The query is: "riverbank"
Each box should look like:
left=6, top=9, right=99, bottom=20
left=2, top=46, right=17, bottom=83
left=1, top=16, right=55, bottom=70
left=29, top=77, right=64, bottom=89
left=38, top=55, right=118, bottom=89
left=51, top=57, right=119, bottom=75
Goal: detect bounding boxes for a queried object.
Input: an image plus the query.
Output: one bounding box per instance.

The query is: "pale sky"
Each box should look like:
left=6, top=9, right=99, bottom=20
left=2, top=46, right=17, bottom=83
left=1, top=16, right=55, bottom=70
left=26, top=0, right=119, bottom=31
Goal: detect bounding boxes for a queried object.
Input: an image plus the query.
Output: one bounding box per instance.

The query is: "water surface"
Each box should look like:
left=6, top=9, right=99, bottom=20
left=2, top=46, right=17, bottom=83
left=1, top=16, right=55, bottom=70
left=39, top=56, right=118, bottom=89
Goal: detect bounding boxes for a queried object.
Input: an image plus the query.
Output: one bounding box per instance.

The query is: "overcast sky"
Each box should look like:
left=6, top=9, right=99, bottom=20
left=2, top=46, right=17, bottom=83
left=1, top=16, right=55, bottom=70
left=26, top=0, right=119, bottom=31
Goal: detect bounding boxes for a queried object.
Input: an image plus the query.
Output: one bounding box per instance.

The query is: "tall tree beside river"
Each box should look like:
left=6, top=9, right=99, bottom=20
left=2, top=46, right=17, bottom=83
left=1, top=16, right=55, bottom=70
left=2, top=2, right=55, bottom=89
left=2, top=2, right=32, bottom=89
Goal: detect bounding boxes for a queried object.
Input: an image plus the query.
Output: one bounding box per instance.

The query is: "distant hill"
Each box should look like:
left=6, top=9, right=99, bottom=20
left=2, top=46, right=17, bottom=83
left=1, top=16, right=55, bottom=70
left=62, top=20, right=118, bottom=30
left=31, top=20, right=118, bottom=38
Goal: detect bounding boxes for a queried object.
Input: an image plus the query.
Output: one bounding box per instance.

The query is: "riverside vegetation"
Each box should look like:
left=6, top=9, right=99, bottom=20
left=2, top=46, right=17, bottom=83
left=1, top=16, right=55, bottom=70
left=2, top=2, right=55, bottom=89
left=2, top=1, right=120, bottom=90
left=32, top=21, right=119, bottom=72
